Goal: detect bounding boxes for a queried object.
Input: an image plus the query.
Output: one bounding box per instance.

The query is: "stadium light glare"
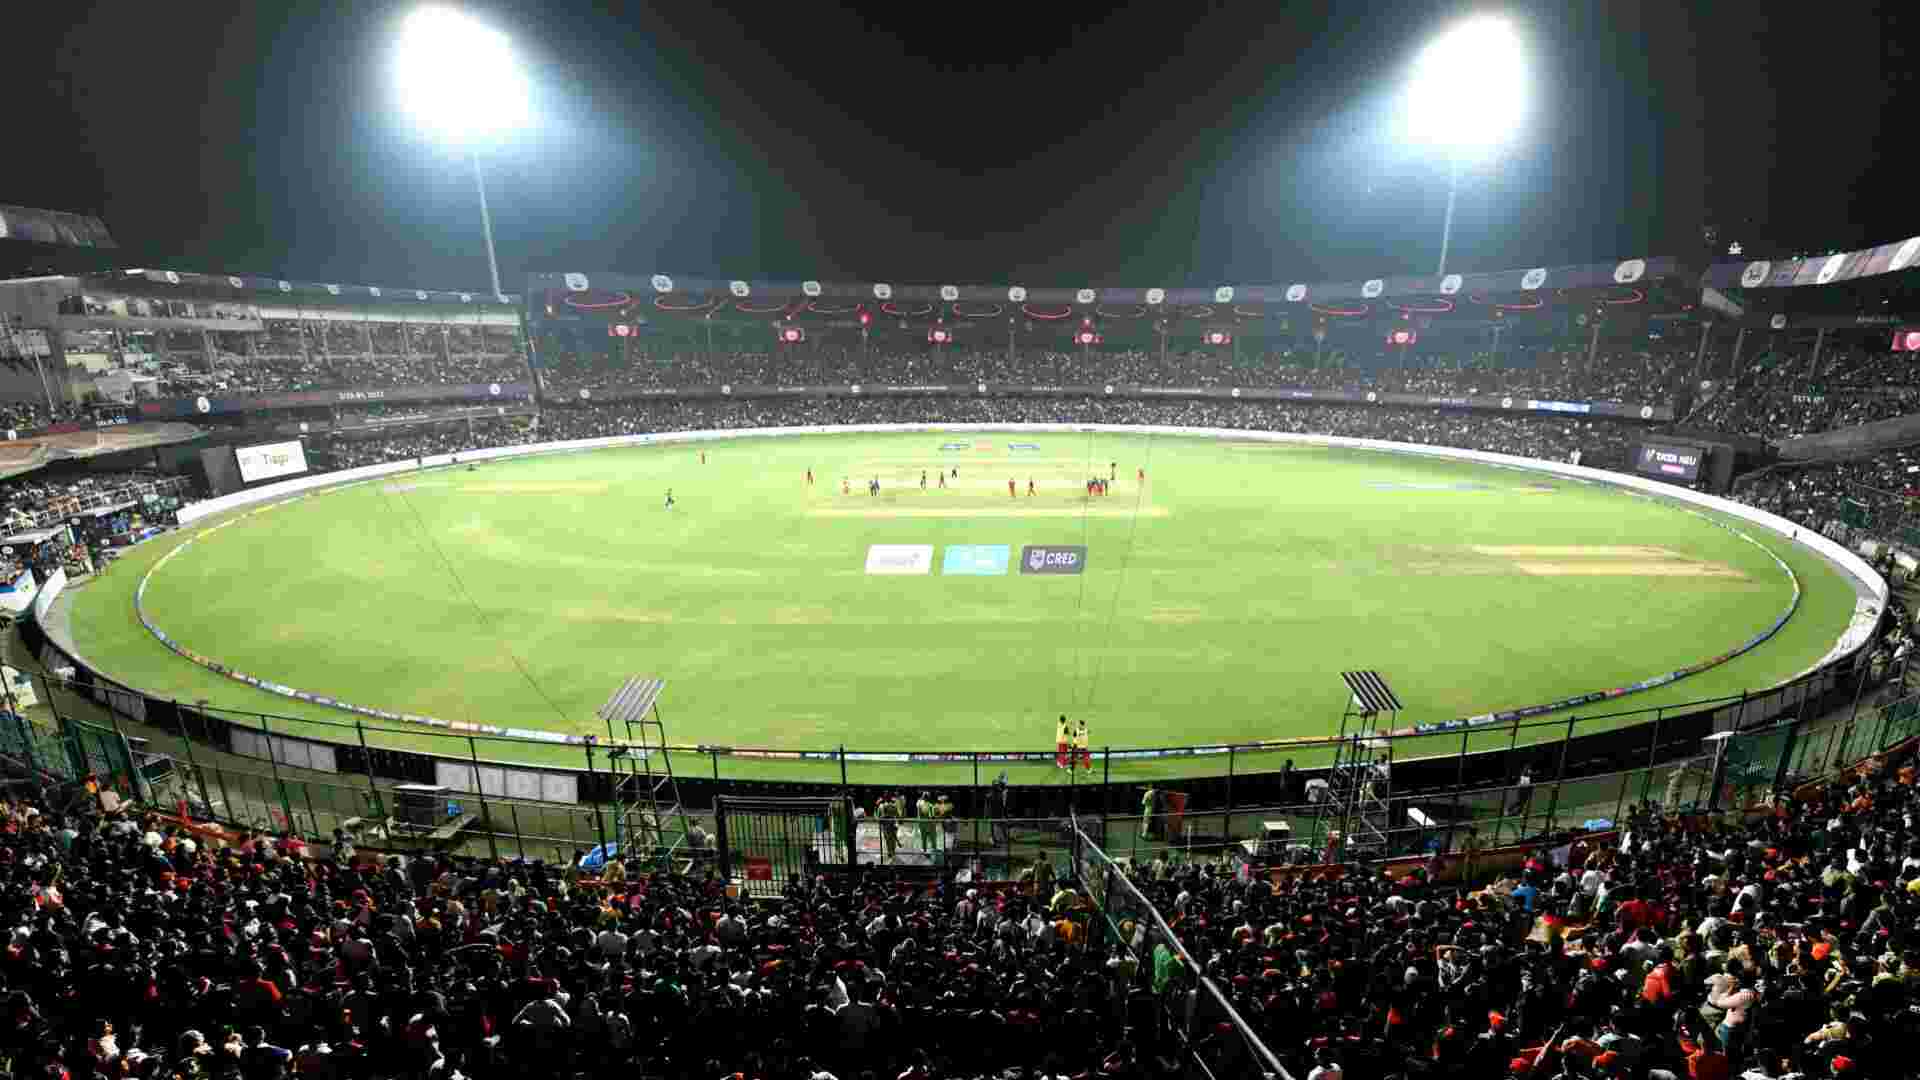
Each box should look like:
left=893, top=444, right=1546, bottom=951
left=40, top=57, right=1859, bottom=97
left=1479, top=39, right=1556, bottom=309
left=1405, top=16, right=1526, bottom=154
left=1404, top=15, right=1527, bottom=278
left=392, top=6, right=529, bottom=301
left=395, top=6, right=529, bottom=142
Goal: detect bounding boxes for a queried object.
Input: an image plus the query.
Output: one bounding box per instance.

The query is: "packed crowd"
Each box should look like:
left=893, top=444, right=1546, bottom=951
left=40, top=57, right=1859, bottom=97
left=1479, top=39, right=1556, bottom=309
left=144, top=321, right=528, bottom=396
left=1692, top=348, right=1920, bottom=441
left=538, top=345, right=1687, bottom=405
left=535, top=396, right=1643, bottom=468
left=4, top=723, right=1915, bottom=1080
left=0, top=470, right=179, bottom=527
left=0, top=396, right=85, bottom=432
left=1732, top=445, right=1920, bottom=542
left=329, top=418, right=536, bottom=470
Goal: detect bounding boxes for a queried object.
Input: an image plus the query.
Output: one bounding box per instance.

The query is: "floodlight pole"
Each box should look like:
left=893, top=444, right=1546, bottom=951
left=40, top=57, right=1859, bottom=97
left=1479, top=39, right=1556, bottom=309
left=471, top=150, right=505, bottom=300
left=1435, top=154, right=1461, bottom=279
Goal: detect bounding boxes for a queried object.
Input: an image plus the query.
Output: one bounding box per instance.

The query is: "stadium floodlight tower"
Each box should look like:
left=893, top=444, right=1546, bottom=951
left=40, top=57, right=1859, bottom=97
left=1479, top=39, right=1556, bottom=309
left=1405, top=15, right=1528, bottom=278
left=393, top=6, right=530, bottom=300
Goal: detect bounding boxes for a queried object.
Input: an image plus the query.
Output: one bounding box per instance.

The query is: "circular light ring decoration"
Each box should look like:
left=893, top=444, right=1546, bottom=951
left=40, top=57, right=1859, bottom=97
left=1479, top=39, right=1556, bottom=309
left=1602, top=287, right=1646, bottom=306
left=1230, top=306, right=1266, bottom=319
left=1388, top=297, right=1456, bottom=314
left=804, top=300, right=858, bottom=315
left=563, top=292, right=636, bottom=311
left=1310, top=303, right=1371, bottom=318
left=1020, top=305, right=1074, bottom=321
left=1183, top=305, right=1216, bottom=319
left=654, top=295, right=723, bottom=313
left=951, top=303, right=1004, bottom=319
left=880, top=301, right=935, bottom=318
left=1094, top=305, right=1148, bottom=320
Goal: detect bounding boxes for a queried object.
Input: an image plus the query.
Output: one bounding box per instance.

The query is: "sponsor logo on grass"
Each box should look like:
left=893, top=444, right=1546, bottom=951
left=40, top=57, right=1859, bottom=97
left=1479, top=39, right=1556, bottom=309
left=1020, top=544, right=1088, bottom=574
left=1008, top=442, right=1041, bottom=451
left=865, top=544, right=933, bottom=575
left=940, top=442, right=970, bottom=451
left=942, top=544, right=1011, bottom=576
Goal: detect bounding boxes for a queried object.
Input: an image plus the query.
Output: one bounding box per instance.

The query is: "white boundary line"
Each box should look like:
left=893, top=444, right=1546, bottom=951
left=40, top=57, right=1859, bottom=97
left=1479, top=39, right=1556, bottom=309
left=124, top=425, right=1883, bottom=751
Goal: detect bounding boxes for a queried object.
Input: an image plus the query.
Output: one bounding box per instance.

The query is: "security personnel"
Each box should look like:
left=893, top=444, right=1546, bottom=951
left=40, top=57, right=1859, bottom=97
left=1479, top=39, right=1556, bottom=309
left=916, top=791, right=938, bottom=854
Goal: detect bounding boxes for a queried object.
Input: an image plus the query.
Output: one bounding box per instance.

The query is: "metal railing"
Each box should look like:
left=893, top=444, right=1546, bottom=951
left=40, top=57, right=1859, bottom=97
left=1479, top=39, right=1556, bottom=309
left=15, top=613, right=1908, bottom=866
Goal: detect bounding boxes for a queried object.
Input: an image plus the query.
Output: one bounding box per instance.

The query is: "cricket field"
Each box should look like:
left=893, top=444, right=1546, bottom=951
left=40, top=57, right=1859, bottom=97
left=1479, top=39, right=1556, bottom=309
left=63, top=430, right=1860, bottom=782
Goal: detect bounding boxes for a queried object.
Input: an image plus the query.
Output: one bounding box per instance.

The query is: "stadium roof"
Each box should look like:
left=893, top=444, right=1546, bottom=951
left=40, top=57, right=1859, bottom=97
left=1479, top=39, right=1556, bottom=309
left=0, top=204, right=115, bottom=249
left=1702, top=234, right=1920, bottom=292
left=527, top=256, right=1695, bottom=332
left=60, top=267, right=518, bottom=308
left=526, top=253, right=1681, bottom=315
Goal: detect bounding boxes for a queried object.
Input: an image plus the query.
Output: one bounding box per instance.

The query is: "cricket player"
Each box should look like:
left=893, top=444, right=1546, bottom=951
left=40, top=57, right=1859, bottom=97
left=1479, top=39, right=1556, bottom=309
left=842, top=477, right=850, bottom=495
left=1074, top=717, right=1092, bottom=770
left=921, top=470, right=928, bottom=490
left=700, top=451, right=706, bottom=465
left=1008, top=478, right=1016, bottom=498
left=663, top=489, right=675, bottom=511
left=1110, top=461, right=1117, bottom=482
left=1055, top=714, right=1072, bottom=770
left=1028, top=477, right=1036, bottom=496
left=806, top=469, right=814, bottom=485
left=938, top=471, right=947, bottom=489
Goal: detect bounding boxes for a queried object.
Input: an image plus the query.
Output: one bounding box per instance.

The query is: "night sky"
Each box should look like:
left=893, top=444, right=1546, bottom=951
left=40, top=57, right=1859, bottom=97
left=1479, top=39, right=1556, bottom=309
left=2, top=1, right=1912, bottom=291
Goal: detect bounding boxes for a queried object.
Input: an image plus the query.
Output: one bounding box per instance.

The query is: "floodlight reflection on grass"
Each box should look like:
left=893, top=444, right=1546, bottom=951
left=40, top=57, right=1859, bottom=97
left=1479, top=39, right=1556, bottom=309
left=395, top=6, right=530, bottom=142
left=1406, top=16, right=1526, bottom=156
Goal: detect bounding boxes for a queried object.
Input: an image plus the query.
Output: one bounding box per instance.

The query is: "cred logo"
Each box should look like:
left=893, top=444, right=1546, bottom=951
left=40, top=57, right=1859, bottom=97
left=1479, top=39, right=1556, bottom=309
left=1020, top=545, right=1088, bottom=575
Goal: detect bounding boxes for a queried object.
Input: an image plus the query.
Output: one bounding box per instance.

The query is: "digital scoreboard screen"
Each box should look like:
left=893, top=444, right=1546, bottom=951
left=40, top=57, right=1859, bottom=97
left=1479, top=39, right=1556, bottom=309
left=1634, top=442, right=1703, bottom=482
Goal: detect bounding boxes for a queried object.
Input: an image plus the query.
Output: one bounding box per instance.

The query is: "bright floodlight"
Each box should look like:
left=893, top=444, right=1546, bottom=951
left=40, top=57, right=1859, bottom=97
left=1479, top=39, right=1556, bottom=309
left=395, top=6, right=529, bottom=141
left=1406, top=16, right=1526, bottom=154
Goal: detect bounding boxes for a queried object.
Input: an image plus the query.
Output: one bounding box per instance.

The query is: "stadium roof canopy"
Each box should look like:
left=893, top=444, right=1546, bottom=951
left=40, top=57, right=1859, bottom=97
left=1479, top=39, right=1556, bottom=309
left=1702, top=235, right=1920, bottom=293
left=0, top=204, right=115, bottom=249
left=525, top=256, right=1698, bottom=333
left=94, top=267, right=518, bottom=309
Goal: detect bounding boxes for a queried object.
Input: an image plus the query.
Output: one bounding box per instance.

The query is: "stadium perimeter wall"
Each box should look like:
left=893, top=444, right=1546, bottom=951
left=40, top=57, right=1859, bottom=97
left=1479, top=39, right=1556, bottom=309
left=35, top=424, right=1887, bottom=816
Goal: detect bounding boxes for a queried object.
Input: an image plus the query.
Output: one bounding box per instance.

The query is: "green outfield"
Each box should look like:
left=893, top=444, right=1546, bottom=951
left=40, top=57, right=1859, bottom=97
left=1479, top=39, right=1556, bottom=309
left=65, top=431, right=1859, bottom=784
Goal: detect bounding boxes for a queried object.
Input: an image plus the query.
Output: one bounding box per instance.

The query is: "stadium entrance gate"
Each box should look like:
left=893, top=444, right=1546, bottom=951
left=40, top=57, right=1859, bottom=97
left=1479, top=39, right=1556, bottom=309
left=714, top=795, right=854, bottom=898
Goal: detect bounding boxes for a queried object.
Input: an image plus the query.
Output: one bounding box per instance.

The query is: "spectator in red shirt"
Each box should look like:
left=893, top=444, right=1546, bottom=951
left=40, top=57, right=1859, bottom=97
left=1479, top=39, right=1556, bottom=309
left=1677, top=1031, right=1729, bottom=1080
left=1641, top=946, right=1679, bottom=1005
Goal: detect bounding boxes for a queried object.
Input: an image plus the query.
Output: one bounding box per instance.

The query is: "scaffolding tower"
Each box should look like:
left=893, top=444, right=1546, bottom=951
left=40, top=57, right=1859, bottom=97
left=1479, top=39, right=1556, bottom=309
left=1311, top=671, right=1404, bottom=859
left=597, top=676, right=693, bottom=872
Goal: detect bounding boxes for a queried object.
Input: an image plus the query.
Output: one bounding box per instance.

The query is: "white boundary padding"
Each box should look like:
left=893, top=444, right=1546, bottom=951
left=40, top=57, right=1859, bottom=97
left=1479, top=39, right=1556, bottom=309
left=30, top=567, right=66, bottom=622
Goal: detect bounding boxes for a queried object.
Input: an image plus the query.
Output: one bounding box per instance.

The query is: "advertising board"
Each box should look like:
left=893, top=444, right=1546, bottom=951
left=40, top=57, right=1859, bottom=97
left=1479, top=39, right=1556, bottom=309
left=1634, top=442, right=1704, bottom=483
left=235, top=440, right=310, bottom=484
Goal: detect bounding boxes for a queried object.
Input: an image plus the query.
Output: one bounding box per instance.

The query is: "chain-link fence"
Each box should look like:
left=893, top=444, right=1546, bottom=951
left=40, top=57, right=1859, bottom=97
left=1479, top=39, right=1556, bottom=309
left=13, top=613, right=1914, bottom=885
left=0, top=709, right=140, bottom=795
